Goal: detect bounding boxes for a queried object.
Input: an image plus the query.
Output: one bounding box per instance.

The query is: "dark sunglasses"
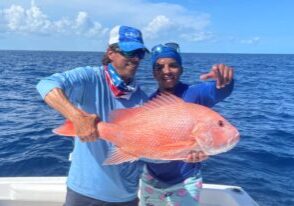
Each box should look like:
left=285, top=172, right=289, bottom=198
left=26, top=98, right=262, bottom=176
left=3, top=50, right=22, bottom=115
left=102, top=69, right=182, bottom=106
left=112, top=44, right=146, bottom=59
left=151, top=42, right=180, bottom=54
left=119, top=49, right=146, bottom=59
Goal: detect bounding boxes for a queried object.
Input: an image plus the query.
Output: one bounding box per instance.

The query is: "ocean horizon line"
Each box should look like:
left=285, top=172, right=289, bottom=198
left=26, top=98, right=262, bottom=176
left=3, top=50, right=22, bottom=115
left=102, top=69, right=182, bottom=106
left=0, top=49, right=293, bottom=56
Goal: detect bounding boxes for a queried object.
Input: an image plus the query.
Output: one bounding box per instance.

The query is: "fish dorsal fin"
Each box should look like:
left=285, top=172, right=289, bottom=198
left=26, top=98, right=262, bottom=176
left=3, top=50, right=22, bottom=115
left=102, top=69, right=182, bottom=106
left=103, top=147, right=138, bottom=165
left=143, top=92, right=184, bottom=110
left=109, top=93, right=184, bottom=124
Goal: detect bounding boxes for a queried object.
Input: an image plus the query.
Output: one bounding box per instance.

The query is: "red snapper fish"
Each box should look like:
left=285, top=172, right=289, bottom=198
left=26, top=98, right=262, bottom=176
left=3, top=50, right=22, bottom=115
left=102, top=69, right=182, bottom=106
left=53, top=93, right=240, bottom=165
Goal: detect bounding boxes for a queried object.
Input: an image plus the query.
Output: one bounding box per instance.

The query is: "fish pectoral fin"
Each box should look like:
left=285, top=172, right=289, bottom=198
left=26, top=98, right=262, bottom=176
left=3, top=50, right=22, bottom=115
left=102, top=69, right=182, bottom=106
left=103, top=147, right=138, bottom=165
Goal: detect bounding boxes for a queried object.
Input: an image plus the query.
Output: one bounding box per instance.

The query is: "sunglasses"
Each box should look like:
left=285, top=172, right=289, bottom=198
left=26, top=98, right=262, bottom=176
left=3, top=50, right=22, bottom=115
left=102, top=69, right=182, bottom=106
left=112, top=44, right=146, bottom=59
left=151, top=42, right=180, bottom=54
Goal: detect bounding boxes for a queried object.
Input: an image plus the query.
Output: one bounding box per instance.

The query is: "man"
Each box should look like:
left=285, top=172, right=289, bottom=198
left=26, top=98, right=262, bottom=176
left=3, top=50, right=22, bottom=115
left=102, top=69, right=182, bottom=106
left=139, top=42, right=234, bottom=206
left=37, top=25, right=148, bottom=206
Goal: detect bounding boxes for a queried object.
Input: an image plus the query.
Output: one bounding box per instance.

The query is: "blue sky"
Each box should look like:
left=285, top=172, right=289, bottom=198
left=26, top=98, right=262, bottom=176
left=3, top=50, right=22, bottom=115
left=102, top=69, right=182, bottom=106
left=0, top=0, right=293, bottom=54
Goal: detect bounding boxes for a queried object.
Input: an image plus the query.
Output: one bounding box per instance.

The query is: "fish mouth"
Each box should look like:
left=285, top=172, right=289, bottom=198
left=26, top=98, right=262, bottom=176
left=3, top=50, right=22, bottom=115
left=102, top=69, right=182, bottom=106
left=197, top=132, right=240, bottom=156
left=215, top=133, right=240, bottom=155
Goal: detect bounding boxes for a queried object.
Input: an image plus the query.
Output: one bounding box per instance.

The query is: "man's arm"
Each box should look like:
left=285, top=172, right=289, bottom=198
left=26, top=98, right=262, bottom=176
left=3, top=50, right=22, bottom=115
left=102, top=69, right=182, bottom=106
left=36, top=67, right=100, bottom=142
left=44, top=88, right=99, bottom=142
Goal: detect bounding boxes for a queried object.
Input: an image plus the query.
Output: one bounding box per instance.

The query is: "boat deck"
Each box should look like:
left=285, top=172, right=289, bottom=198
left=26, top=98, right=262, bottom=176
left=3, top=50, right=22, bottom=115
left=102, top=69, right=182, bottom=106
left=0, top=177, right=259, bottom=206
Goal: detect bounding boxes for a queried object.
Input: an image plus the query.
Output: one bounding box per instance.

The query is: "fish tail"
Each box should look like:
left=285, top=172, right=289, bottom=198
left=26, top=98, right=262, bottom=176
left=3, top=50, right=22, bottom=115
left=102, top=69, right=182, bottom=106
left=53, top=120, right=121, bottom=145
left=53, top=119, right=76, bottom=137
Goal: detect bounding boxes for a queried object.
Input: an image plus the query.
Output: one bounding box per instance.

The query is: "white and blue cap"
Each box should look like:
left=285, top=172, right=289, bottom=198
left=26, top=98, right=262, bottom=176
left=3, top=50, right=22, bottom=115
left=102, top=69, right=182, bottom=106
left=108, top=25, right=147, bottom=52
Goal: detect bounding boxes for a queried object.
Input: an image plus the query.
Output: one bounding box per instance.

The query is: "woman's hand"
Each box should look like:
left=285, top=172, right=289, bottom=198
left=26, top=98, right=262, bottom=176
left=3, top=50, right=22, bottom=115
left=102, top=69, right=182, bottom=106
left=184, top=151, right=208, bottom=163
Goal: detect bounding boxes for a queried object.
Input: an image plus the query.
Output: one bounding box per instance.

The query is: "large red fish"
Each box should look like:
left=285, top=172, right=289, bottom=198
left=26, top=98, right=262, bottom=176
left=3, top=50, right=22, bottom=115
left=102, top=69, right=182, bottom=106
left=53, top=93, right=240, bottom=165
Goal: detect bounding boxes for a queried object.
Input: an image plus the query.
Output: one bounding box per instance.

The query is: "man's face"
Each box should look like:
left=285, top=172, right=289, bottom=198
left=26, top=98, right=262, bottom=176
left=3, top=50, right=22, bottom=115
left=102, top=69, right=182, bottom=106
left=108, top=49, right=143, bottom=84
left=153, top=58, right=182, bottom=92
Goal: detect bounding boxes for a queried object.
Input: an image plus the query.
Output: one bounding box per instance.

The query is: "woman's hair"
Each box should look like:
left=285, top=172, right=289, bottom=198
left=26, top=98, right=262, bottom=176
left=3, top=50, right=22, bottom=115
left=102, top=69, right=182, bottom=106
left=101, top=44, right=118, bottom=66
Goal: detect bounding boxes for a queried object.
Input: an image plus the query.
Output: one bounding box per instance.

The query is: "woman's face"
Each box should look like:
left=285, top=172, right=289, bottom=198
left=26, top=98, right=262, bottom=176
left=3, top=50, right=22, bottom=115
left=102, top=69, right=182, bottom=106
left=153, top=58, right=182, bottom=92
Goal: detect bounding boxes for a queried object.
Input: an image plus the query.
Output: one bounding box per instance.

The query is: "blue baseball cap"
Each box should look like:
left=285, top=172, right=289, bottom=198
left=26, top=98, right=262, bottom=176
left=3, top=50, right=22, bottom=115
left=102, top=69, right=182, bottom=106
left=108, top=25, right=148, bottom=52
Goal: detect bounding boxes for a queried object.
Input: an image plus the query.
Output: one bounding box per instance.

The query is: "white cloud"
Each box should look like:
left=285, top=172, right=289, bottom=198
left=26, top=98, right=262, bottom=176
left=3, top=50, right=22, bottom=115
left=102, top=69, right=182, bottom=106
left=143, top=15, right=173, bottom=39
left=0, top=1, right=108, bottom=37
left=181, top=31, right=213, bottom=42
left=2, top=2, right=51, bottom=34
left=142, top=13, right=211, bottom=42
left=3, top=4, right=26, bottom=31
left=0, top=0, right=218, bottom=52
left=74, top=12, right=89, bottom=30
left=240, top=37, right=261, bottom=44
left=0, top=9, right=6, bottom=32
left=0, top=0, right=212, bottom=43
left=72, top=12, right=108, bottom=37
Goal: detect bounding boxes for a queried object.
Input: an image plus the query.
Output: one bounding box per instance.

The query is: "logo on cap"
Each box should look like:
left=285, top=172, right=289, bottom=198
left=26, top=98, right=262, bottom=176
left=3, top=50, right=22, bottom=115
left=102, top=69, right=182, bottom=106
left=124, top=31, right=141, bottom=38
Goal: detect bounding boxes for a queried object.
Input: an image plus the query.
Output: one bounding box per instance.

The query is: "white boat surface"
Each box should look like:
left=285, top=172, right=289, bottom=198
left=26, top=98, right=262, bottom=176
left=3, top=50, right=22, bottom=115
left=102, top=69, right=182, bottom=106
left=0, top=176, right=259, bottom=206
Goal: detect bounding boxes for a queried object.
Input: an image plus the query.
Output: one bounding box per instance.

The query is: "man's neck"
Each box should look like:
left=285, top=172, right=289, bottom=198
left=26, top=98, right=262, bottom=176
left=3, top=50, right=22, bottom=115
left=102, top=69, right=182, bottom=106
left=108, top=63, right=132, bottom=84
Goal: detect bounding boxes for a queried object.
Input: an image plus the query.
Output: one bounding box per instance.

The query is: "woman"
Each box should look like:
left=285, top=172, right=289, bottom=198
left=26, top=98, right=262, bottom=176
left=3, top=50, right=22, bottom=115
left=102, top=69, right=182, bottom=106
left=139, top=42, right=234, bottom=206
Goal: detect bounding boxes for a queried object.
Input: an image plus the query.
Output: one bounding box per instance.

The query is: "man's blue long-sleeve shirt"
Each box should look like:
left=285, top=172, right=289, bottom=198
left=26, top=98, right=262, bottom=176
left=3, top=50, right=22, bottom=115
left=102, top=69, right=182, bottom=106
left=36, top=66, right=148, bottom=202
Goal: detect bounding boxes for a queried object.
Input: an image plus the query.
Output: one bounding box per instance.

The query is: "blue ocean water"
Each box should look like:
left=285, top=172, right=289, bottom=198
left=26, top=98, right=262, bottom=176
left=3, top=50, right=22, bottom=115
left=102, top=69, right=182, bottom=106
left=0, top=50, right=293, bottom=205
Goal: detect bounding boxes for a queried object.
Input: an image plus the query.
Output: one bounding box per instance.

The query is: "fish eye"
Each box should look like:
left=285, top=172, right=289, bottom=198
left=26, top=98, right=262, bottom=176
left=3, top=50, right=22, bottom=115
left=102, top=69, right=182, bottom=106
left=218, top=120, right=224, bottom=127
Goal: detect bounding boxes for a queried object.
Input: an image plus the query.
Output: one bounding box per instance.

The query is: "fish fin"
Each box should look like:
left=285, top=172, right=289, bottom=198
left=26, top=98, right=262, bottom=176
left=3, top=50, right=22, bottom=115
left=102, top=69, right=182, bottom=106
left=53, top=120, right=76, bottom=137
left=109, top=93, right=184, bottom=123
left=143, top=93, right=184, bottom=110
left=103, top=147, right=138, bottom=165
left=52, top=108, right=92, bottom=137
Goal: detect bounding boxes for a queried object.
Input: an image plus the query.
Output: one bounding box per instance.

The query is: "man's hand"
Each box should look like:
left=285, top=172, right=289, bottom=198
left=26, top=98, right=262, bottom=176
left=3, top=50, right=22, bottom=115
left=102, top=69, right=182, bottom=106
left=184, top=151, right=208, bottom=163
left=72, top=111, right=100, bottom=142
left=200, top=64, right=234, bottom=89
